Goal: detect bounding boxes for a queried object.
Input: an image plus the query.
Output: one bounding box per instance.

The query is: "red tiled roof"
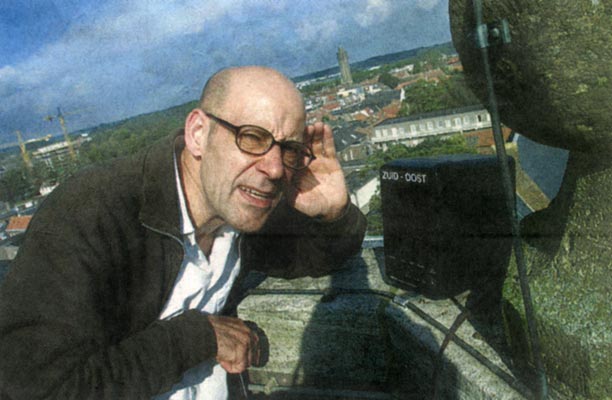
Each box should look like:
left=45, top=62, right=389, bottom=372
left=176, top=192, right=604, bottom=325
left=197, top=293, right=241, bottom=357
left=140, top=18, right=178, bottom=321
left=396, top=79, right=421, bottom=90
left=382, top=102, right=401, bottom=119
left=6, top=215, right=32, bottom=232
left=464, top=126, right=513, bottom=148
left=447, top=56, right=461, bottom=65
left=322, top=102, right=341, bottom=111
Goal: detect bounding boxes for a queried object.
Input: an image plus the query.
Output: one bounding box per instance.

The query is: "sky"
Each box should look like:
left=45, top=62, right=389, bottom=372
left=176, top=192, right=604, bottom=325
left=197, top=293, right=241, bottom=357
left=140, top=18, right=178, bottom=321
left=0, top=0, right=451, bottom=145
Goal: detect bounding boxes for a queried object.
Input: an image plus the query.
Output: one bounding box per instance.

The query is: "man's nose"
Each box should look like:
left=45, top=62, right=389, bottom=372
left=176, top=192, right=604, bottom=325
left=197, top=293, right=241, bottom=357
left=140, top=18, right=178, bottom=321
left=256, top=145, right=285, bottom=179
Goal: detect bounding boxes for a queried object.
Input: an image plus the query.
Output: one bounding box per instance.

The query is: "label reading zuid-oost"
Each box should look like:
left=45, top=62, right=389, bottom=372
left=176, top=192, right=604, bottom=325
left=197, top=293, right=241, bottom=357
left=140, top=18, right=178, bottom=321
left=382, top=170, right=427, bottom=184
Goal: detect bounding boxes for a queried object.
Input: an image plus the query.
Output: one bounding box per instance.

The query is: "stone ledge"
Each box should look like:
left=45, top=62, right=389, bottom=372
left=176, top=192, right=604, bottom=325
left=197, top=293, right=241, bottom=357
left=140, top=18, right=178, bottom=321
left=238, top=248, right=541, bottom=399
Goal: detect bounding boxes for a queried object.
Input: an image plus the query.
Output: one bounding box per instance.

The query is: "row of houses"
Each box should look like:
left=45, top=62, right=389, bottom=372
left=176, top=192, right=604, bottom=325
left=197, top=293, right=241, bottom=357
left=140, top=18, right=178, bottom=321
left=304, top=82, right=389, bottom=119
left=371, top=105, right=493, bottom=150
left=334, top=104, right=512, bottom=164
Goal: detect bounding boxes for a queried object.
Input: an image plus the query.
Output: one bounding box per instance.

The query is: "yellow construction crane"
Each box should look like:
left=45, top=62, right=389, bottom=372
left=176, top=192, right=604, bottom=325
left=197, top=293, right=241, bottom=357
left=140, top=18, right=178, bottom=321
left=15, top=131, right=32, bottom=171
left=14, top=131, right=52, bottom=171
left=45, top=107, right=77, bottom=161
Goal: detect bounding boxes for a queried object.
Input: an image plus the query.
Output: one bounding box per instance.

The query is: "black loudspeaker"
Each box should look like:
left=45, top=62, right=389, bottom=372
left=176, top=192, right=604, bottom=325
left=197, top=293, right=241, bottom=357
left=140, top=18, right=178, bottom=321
left=380, top=154, right=515, bottom=298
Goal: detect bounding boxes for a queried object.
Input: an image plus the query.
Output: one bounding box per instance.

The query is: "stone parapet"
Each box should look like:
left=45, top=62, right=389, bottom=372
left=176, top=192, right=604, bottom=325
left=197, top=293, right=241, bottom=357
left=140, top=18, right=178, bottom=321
left=238, top=249, right=538, bottom=399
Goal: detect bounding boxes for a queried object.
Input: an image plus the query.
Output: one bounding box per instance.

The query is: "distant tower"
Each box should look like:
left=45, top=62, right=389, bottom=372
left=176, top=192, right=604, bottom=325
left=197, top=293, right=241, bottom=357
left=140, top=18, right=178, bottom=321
left=337, top=47, right=353, bottom=85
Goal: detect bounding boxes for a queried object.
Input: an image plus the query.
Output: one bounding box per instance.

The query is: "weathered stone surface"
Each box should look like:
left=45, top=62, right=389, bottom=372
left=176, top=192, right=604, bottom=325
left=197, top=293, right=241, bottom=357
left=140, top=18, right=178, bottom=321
left=238, top=250, right=392, bottom=394
left=450, top=0, right=612, bottom=153
left=238, top=249, right=534, bottom=399
left=450, top=1, right=612, bottom=398
left=503, top=154, right=612, bottom=399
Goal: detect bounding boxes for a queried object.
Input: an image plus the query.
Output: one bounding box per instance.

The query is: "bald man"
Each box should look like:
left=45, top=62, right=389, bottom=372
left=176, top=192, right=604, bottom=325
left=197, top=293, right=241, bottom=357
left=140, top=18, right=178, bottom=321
left=0, top=66, right=366, bottom=400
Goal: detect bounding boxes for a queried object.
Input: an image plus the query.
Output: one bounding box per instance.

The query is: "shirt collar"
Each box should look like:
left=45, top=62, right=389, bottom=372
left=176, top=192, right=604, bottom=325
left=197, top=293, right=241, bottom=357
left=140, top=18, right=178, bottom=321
left=173, top=144, right=195, bottom=236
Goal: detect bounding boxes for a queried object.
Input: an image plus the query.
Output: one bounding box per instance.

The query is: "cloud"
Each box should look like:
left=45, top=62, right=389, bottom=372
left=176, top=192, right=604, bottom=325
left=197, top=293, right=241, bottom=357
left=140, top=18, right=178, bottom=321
left=0, top=66, right=17, bottom=81
left=355, top=0, right=392, bottom=27
left=90, top=2, right=217, bottom=49
left=296, top=19, right=339, bottom=42
left=0, top=0, right=269, bottom=130
left=0, top=0, right=452, bottom=140
left=416, top=0, right=442, bottom=10
left=24, top=0, right=286, bottom=63
left=62, top=0, right=233, bottom=56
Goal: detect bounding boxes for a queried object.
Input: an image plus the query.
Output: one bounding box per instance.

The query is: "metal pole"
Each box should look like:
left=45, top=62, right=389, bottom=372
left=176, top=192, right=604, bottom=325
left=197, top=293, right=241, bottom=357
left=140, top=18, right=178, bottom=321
left=471, top=0, right=548, bottom=398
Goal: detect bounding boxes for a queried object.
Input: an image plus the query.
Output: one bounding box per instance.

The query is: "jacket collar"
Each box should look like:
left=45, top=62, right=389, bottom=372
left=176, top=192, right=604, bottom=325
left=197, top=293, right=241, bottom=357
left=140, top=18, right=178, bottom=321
left=139, top=130, right=184, bottom=239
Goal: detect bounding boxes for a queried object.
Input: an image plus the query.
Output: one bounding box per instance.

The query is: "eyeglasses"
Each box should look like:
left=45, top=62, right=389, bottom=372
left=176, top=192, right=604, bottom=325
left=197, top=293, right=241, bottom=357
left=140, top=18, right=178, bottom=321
left=203, top=111, right=316, bottom=170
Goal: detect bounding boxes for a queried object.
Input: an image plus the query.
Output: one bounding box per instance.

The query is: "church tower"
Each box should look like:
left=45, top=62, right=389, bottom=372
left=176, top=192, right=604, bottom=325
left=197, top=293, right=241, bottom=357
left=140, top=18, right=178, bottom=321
left=337, top=47, right=353, bottom=85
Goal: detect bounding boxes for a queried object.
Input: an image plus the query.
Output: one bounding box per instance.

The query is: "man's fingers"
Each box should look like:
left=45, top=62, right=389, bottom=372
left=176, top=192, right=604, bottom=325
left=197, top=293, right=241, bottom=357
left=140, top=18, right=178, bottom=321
left=208, top=316, right=265, bottom=373
left=321, top=123, right=335, bottom=157
left=304, top=124, right=315, bottom=142
left=249, top=329, right=259, bottom=366
left=219, top=360, right=246, bottom=374
left=245, top=320, right=269, bottom=367
left=306, top=122, right=335, bottom=159
left=309, top=122, right=324, bottom=156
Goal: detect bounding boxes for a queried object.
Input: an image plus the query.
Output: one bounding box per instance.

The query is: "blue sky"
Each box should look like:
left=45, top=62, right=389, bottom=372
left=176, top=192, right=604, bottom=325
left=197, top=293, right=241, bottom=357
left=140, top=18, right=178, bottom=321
left=0, top=0, right=451, bottom=144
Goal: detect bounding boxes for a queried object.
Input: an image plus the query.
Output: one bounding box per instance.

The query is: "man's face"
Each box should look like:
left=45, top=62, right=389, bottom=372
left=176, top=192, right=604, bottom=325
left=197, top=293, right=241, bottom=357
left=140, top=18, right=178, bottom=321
left=197, top=93, right=305, bottom=232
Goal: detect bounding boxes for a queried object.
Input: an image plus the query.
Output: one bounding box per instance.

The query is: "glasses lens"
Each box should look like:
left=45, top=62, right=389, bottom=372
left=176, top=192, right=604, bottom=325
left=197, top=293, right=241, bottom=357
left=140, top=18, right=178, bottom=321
left=236, top=126, right=313, bottom=170
left=282, top=142, right=312, bottom=170
left=236, top=127, right=273, bottom=154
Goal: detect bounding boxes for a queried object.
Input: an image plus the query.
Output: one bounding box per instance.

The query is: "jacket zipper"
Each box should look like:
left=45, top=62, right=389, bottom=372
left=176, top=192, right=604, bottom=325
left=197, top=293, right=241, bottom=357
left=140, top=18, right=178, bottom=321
left=141, top=222, right=184, bottom=247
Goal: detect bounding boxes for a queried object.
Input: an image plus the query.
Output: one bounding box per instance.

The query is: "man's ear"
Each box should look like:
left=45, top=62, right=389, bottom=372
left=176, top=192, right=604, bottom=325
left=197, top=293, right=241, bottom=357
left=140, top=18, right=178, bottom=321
left=184, top=109, right=209, bottom=158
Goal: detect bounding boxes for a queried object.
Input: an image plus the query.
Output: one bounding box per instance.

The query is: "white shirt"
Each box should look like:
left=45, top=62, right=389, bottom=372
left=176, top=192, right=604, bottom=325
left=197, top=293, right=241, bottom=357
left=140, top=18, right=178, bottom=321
left=154, top=154, right=241, bottom=400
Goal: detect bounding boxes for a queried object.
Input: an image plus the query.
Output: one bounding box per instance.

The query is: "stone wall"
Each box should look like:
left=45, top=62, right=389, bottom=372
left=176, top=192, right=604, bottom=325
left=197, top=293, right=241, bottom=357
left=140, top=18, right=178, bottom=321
left=238, top=249, right=539, bottom=399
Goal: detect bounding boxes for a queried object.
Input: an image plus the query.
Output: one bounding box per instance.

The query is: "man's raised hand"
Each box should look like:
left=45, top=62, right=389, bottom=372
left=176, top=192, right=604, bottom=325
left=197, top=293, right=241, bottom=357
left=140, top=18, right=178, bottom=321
left=286, top=122, right=349, bottom=221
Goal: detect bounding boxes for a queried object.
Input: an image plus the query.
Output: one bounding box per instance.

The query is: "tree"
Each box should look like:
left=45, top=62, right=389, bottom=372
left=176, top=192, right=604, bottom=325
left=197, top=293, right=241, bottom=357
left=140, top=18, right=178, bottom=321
left=440, top=72, right=480, bottom=108
left=366, top=192, right=383, bottom=235
left=299, top=79, right=340, bottom=96
left=0, top=167, right=33, bottom=204
left=399, top=73, right=480, bottom=117
left=351, top=69, right=379, bottom=84
left=399, top=80, right=447, bottom=116
left=378, top=72, right=400, bottom=89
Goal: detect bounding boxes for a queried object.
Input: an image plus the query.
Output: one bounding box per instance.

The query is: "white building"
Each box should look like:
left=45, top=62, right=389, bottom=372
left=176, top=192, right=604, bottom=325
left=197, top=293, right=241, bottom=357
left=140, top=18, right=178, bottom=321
left=31, top=134, right=90, bottom=170
left=337, top=86, right=366, bottom=105
left=371, top=105, right=491, bottom=150
left=390, top=64, right=415, bottom=75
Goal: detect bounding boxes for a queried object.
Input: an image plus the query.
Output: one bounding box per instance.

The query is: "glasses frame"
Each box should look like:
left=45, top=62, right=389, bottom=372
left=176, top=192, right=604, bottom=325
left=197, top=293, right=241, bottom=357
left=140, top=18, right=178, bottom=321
left=203, top=111, right=316, bottom=170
